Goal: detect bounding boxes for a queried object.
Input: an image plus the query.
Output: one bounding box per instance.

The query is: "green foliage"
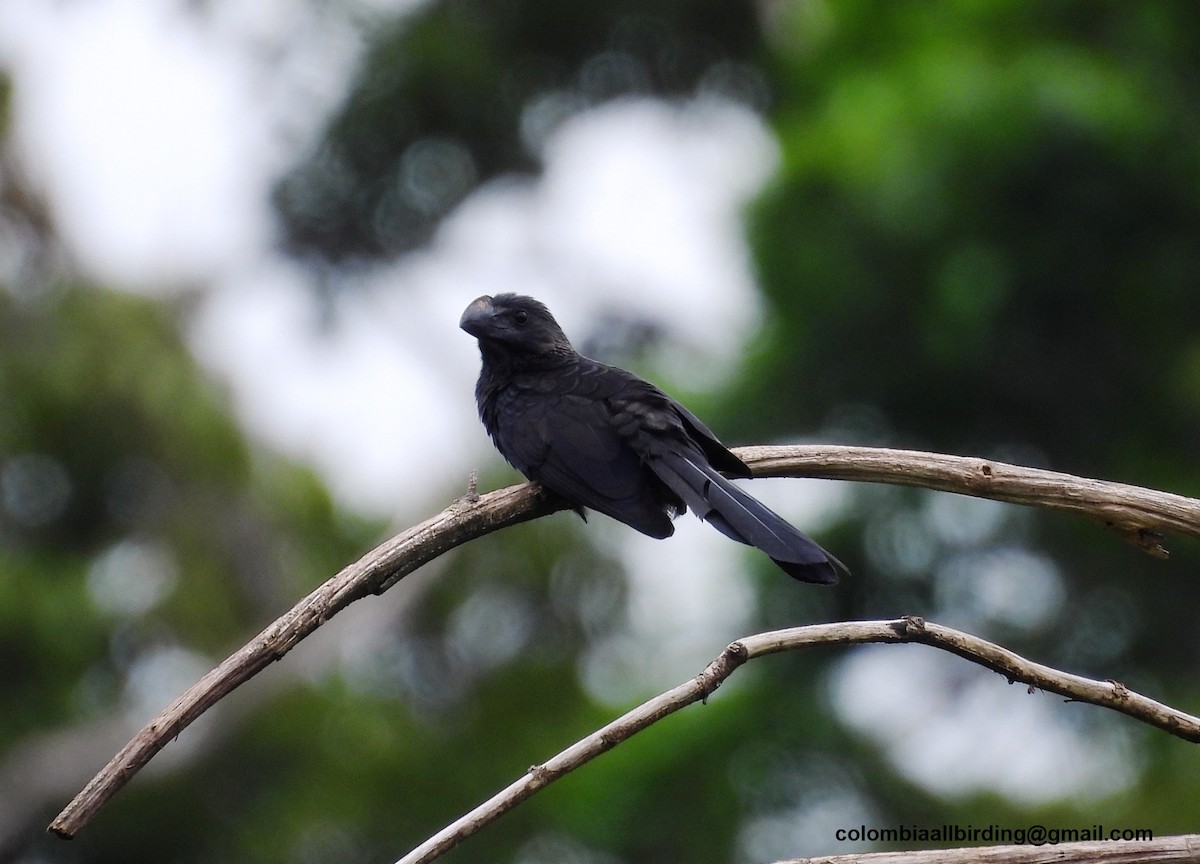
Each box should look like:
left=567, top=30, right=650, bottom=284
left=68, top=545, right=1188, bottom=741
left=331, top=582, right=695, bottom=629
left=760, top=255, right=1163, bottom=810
left=0, top=286, right=378, bottom=859
left=274, top=0, right=761, bottom=261
left=734, top=0, right=1200, bottom=850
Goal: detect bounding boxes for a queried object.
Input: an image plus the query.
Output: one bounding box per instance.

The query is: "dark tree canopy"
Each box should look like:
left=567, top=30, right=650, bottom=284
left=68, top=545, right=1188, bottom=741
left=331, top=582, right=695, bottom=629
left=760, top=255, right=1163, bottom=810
left=273, top=0, right=762, bottom=261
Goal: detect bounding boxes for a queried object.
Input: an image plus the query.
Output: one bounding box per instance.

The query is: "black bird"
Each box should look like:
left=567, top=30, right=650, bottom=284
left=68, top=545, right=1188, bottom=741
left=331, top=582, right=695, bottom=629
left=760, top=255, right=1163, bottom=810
left=460, top=293, right=845, bottom=584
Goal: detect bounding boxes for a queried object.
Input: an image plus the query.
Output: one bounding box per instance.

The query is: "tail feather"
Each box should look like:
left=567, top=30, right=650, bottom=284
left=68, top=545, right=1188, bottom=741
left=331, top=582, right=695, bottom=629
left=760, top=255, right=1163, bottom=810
left=652, top=451, right=842, bottom=585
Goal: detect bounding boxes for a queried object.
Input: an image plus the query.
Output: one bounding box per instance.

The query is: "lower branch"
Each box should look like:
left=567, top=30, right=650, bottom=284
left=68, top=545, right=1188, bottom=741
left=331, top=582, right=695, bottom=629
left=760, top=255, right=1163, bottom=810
left=394, top=618, right=1200, bottom=864
left=776, top=833, right=1200, bottom=864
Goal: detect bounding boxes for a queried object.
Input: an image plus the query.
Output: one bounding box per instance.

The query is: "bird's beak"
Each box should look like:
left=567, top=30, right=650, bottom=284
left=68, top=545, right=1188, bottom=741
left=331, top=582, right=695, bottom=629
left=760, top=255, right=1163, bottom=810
left=459, top=295, right=495, bottom=337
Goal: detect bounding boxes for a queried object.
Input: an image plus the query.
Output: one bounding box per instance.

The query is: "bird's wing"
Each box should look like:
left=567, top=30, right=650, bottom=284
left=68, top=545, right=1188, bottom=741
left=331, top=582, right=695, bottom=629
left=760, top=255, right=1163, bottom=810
left=493, top=365, right=677, bottom=539
left=669, top=401, right=753, bottom=478
left=608, top=376, right=842, bottom=584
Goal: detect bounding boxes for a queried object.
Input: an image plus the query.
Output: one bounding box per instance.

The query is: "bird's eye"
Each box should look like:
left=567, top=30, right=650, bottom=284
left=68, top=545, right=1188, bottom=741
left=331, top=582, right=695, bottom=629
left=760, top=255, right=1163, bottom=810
left=513, top=310, right=529, bottom=326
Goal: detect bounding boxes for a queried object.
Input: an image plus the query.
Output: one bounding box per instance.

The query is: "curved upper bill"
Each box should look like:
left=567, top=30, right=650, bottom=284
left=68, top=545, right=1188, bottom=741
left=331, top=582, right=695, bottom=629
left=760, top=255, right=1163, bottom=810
left=459, top=295, right=495, bottom=336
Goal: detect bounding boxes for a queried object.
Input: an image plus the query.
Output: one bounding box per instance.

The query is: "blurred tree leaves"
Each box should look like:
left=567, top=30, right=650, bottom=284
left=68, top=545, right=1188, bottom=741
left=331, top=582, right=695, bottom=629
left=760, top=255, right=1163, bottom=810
left=0, top=282, right=385, bottom=858
left=274, top=0, right=762, bottom=261
left=733, top=2, right=1200, bottom=854
left=738, top=0, right=1200, bottom=676
left=744, top=1, right=1200, bottom=480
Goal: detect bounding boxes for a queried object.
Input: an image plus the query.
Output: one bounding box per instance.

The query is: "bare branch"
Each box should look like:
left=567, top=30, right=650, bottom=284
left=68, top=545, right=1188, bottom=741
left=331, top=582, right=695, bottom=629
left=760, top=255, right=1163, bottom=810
left=48, top=446, right=1200, bottom=839
left=743, top=445, right=1200, bottom=556
left=745, top=618, right=1200, bottom=741
left=393, top=618, right=1200, bottom=864
left=48, top=482, right=567, bottom=840
left=774, top=833, right=1200, bottom=864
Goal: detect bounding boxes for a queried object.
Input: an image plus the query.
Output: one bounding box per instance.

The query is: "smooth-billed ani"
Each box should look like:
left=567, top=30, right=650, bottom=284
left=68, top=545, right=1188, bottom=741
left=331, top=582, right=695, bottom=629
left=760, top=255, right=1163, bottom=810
left=460, top=293, right=845, bottom=584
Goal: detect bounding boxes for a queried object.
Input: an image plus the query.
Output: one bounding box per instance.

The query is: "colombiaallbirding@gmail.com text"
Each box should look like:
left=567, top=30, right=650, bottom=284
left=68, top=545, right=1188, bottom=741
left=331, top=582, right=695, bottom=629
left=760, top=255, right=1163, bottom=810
left=835, top=824, right=1154, bottom=846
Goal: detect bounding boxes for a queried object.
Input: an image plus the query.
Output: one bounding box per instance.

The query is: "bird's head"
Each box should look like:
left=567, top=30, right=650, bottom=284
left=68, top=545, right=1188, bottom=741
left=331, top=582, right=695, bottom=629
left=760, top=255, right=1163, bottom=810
left=459, top=294, right=574, bottom=359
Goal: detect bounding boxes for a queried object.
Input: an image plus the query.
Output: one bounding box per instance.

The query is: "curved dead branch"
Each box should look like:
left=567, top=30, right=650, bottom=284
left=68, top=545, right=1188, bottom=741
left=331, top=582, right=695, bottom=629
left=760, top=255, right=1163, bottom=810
left=48, top=445, right=1200, bottom=840
left=393, top=617, right=1200, bottom=864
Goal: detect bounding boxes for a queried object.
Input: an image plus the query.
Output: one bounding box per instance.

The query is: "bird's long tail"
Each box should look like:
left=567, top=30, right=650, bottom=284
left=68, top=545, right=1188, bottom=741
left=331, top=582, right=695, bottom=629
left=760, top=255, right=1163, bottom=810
left=652, top=451, right=845, bottom=584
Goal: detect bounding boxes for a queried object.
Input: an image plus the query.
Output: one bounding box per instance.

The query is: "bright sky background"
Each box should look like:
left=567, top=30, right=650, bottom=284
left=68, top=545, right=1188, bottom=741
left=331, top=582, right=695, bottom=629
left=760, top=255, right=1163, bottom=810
left=0, top=0, right=1130, bottom=817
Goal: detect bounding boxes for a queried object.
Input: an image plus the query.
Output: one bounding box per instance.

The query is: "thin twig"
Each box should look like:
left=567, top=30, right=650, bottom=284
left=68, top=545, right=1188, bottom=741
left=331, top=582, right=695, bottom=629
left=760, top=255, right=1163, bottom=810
left=393, top=618, right=1200, bottom=864
left=775, top=833, right=1200, bottom=864
left=48, top=446, right=1200, bottom=839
